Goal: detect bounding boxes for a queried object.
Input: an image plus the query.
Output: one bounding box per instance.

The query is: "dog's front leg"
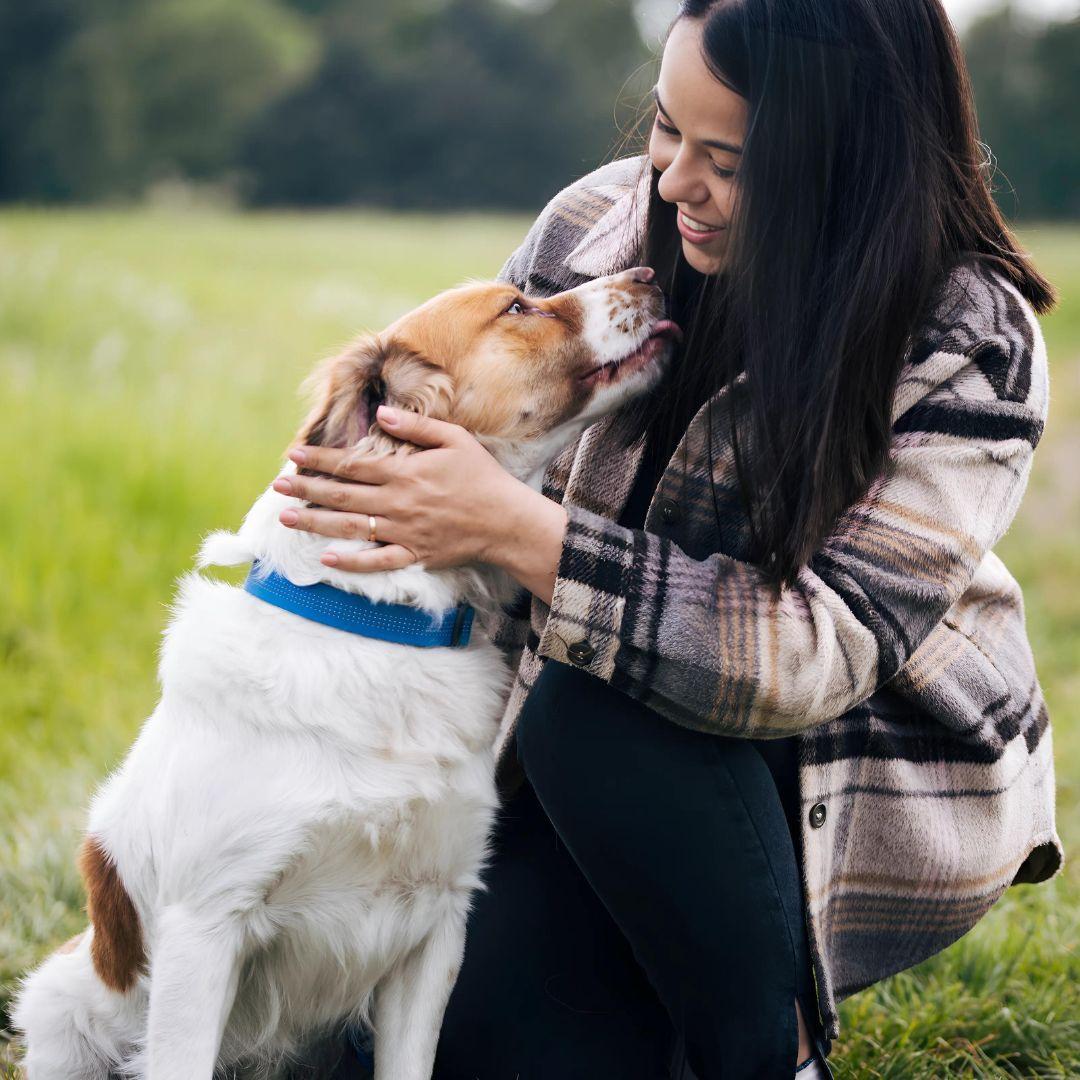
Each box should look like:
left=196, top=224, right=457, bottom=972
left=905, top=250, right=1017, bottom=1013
left=372, top=906, right=469, bottom=1080
left=143, top=905, right=243, bottom=1080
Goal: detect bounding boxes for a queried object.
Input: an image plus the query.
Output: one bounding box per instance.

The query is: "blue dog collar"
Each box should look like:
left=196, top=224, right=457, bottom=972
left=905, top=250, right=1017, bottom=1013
left=243, top=562, right=474, bottom=648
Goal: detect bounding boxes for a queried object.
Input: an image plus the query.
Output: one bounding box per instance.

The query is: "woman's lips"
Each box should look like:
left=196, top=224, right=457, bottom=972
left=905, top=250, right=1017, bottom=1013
left=677, top=210, right=726, bottom=245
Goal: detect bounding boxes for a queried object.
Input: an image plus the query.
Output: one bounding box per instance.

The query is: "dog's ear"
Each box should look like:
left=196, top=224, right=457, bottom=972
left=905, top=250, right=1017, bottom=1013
left=295, top=335, right=454, bottom=461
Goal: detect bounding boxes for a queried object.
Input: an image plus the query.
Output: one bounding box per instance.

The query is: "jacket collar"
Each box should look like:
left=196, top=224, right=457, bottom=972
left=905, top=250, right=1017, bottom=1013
left=563, top=162, right=652, bottom=279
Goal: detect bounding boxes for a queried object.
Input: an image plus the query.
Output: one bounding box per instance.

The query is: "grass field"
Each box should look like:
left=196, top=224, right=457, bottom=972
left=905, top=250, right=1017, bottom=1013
left=1, top=209, right=1077, bottom=1077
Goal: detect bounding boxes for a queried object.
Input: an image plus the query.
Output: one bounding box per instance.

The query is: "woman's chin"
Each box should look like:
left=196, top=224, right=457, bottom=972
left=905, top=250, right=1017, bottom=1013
left=681, top=238, right=726, bottom=275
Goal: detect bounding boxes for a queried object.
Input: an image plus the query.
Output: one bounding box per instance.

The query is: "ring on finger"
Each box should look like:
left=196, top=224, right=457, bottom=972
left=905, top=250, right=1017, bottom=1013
left=367, top=515, right=378, bottom=543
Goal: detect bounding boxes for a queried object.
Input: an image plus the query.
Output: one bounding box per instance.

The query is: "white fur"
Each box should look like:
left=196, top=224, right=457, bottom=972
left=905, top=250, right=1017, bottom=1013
left=578, top=274, right=650, bottom=366
left=12, top=270, right=670, bottom=1080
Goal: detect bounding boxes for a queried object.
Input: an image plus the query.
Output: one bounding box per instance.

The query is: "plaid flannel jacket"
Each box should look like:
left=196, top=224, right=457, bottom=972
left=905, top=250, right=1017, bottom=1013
left=485, top=154, right=1063, bottom=1038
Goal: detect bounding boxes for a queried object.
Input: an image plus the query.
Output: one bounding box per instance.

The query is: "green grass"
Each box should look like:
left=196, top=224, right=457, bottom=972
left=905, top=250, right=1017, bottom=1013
left=1, top=210, right=1077, bottom=1077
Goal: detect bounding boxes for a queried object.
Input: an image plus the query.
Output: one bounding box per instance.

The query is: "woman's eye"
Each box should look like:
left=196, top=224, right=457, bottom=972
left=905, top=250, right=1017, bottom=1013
left=506, top=301, right=525, bottom=315
left=654, top=114, right=734, bottom=180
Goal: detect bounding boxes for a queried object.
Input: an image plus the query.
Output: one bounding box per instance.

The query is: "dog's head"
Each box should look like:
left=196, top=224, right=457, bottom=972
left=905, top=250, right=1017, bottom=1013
left=295, top=266, right=681, bottom=482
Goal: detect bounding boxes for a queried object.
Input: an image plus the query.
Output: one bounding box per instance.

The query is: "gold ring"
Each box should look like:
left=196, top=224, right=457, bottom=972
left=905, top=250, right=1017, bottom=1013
left=367, top=515, right=378, bottom=543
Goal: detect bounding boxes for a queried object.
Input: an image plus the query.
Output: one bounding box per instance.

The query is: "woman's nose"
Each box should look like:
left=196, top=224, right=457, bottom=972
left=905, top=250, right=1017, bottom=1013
left=657, top=149, right=710, bottom=207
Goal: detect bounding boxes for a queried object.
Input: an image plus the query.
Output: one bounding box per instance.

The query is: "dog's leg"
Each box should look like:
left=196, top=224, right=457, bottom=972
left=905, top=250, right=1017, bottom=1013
left=372, top=906, right=469, bottom=1080
left=144, top=905, right=244, bottom=1080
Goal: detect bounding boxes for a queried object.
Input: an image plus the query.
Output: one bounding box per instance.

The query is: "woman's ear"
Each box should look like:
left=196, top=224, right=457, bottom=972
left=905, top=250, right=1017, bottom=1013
left=294, top=335, right=454, bottom=461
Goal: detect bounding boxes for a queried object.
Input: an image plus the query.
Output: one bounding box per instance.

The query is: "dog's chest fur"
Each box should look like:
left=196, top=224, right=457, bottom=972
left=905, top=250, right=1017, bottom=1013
left=87, top=570, right=509, bottom=1062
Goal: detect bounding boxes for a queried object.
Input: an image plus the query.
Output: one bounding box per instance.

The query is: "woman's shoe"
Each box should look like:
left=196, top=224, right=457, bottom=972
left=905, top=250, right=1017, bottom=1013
left=670, top=1033, right=833, bottom=1080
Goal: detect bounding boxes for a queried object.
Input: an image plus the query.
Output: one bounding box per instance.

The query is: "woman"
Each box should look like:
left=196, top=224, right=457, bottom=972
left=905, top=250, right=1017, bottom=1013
left=284, top=1, right=1063, bottom=1076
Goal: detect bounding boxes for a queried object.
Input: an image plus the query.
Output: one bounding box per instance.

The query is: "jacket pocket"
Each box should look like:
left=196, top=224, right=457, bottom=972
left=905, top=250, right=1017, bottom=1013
left=888, top=617, right=1013, bottom=736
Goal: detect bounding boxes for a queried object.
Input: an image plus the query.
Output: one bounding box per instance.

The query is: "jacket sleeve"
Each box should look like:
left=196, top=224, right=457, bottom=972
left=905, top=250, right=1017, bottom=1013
left=534, top=278, right=1050, bottom=737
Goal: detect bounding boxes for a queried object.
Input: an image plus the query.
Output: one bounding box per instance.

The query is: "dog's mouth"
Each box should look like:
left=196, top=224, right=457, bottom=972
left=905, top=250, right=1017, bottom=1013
left=578, top=319, right=683, bottom=387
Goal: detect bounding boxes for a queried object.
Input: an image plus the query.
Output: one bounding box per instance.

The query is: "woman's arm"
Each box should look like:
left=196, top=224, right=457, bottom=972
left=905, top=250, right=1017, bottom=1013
left=485, top=479, right=568, bottom=607
left=529, top=301, right=1049, bottom=739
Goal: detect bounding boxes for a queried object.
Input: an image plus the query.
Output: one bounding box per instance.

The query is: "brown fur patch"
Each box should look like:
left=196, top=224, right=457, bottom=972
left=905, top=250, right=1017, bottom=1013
left=546, top=291, right=585, bottom=337
left=294, top=336, right=454, bottom=469
left=78, top=835, right=145, bottom=993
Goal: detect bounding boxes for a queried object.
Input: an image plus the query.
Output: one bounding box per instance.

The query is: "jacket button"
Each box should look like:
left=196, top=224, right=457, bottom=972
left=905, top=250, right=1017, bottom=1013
left=809, top=803, right=827, bottom=829
left=567, top=640, right=595, bottom=666
left=659, top=498, right=681, bottom=525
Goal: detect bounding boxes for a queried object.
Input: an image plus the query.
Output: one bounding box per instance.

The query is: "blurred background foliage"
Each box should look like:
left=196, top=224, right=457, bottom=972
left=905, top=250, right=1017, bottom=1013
left=0, top=0, right=650, bottom=210
left=0, top=0, right=1076, bottom=215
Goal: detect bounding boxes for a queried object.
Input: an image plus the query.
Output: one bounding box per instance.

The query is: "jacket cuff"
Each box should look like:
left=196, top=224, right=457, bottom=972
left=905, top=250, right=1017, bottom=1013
left=535, top=503, right=637, bottom=679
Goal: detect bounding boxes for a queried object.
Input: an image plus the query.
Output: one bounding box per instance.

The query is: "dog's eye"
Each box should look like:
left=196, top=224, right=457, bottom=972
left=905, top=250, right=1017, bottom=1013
left=505, top=301, right=525, bottom=315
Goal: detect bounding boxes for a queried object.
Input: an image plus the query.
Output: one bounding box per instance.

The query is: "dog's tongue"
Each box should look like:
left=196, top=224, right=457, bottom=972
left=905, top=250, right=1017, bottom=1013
left=650, top=319, right=683, bottom=344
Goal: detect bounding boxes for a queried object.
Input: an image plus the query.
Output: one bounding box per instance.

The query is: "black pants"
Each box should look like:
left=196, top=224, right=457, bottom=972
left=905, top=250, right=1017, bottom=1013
left=428, top=662, right=826, bottom=1080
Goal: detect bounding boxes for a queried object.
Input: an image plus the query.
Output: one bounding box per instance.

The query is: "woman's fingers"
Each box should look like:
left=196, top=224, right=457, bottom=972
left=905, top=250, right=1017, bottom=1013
left=288, top=445, right=396, bottom=483
left=375, top=406, right=467, bottom=449
left=279, top=506, right=392, bottom=543
left=273, top=473, right=383, bottom=514
left=322, top=543, right=418, bottom=573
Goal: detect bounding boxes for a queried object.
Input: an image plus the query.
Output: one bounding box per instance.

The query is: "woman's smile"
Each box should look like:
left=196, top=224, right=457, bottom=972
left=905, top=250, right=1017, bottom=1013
left=677, top=209, right=727, bottom=244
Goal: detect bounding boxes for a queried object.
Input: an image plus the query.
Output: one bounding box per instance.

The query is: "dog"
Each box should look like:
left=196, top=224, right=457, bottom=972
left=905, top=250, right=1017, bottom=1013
left=12, top=266, right=680, bottom=1080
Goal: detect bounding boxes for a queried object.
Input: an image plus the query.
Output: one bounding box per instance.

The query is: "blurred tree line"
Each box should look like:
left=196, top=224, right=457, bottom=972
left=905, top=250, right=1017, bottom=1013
left=0, top=0, right=651, bottom=210
left=0, top=0, right=1076, bottom=216
left=963, top=7, right=1079, bottom=220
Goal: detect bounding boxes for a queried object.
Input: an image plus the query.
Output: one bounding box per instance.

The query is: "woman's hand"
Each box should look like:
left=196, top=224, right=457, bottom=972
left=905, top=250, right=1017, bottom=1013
left=274, top=405, right=568, bottom=602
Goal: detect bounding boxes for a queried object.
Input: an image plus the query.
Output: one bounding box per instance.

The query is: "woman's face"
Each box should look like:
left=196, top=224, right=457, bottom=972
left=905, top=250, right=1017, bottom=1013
left=648, top=17, right=748, bottom=276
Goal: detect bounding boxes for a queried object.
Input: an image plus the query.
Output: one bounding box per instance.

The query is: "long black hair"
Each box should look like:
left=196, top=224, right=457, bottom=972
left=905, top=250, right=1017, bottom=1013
left=618, top=0, right=1055, bottom=590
